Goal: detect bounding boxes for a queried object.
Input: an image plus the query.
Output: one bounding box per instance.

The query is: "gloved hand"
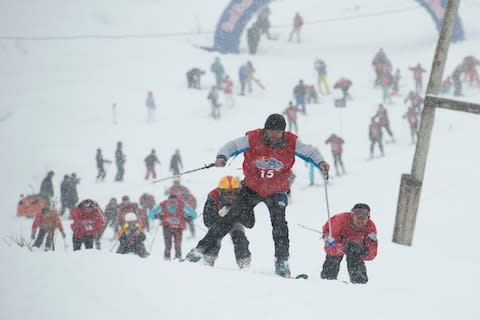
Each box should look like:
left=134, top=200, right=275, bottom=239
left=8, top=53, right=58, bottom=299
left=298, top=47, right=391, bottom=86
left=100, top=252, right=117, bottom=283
left=218, top=206, right=230, bottom=217
left=325, top=236, right=336, bottom=247
left=319, top=161, right=330, bottom=180
left=346, top=241, right=369, bottom=257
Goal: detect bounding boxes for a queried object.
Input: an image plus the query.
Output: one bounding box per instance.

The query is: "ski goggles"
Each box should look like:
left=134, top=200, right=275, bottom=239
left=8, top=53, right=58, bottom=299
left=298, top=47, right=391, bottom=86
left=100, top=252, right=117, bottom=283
left=351, top=208, right=370, bottom=216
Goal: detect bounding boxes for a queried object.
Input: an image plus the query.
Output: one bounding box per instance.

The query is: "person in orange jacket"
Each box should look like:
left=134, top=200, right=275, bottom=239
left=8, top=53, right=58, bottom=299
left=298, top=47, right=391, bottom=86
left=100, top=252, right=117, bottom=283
left=31, top=207, right=66, bottom=251
left=321, top=203, right=378, bottom=284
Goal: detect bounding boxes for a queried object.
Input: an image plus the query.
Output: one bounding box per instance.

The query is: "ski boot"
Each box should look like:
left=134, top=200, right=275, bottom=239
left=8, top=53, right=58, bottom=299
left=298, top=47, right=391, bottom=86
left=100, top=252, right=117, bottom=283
left=274, top=258, right=291, bottom=278
left=185, top=248, right=203, bottom=262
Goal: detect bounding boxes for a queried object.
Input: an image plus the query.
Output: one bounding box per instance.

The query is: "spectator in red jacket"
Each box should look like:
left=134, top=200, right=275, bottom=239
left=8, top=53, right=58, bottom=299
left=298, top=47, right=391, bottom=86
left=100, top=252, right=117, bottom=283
left=321, top=203, right=378, bottom=284
left=404, top=106, right=419, bottom=145
left=325, top=133, right=345, bottom=176
left=70, top=199, right=105, bottom=251
left=31, top=207, right=66, bottom=251
left=282, top=101, right=300, bottom=134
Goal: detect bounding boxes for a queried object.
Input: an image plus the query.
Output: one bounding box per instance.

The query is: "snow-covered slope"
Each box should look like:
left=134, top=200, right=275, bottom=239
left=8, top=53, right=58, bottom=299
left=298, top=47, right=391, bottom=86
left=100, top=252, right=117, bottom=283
left=0, top=1, right=479, bottom=319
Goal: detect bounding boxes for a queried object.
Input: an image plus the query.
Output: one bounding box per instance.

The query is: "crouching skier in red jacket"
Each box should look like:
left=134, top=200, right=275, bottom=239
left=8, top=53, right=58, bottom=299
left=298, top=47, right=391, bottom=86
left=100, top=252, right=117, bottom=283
left=116, top=212, right=149, bottom=258
left=321, top=203, right=378, bottom=284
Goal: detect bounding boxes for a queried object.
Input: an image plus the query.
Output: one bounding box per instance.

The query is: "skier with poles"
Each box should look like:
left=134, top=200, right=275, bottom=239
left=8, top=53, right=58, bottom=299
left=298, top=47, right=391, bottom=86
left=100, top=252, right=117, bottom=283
left=321, top=203, right=378, bottom=284
left=185, top=113, right=330, bottom=278
left=31, top=207, right=66, bottom=251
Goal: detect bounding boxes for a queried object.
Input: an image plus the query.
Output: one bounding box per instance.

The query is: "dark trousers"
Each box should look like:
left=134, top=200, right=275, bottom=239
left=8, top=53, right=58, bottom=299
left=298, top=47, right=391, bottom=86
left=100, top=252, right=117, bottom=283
left=321, top=255, right=368, bottom=284
left=332, top=153, right=345, bottom=174
left=163, top=227, right=183, bottom=259
left=196, top=187, right=289, bottom=260
left=115, top=164, right=124, bottom=181
left=204, top=226, right=251, bottom=262
left=117, top=240, right=148, bottom=258
left=33, top=229, right=54, bottom=250
left=73, top=236, right=94, bottom=251
left=97, top=166, right=106, bottom=180
left=370, top=138, right=384, bottom=157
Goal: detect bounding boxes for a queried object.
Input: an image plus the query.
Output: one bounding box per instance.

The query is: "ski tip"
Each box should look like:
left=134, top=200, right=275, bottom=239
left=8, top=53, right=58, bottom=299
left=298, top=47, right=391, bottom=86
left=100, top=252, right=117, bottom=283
left=295, top=274, right=309, bottom=279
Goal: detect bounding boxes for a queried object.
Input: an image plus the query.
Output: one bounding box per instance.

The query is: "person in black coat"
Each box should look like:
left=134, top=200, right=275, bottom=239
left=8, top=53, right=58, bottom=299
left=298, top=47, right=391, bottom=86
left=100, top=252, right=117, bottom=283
left=40, top=171, right=54, bottom=205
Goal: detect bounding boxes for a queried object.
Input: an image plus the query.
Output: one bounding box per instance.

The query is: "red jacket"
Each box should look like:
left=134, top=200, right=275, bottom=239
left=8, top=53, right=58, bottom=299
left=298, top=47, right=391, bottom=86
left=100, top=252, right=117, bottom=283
left=325, top=134, right=344, bottom=155
left=70, top=207, right=105, bottom=238
left=117, top=202, right=140, bottom=226
left=369, top=122, right=382, bottom=139
left=322, top=212, right=378, bottom=261
left=32, top=211, right=64, bottom=233
left=159, top=198, right=186, bottom=229
left=243, top=129, right=296, bottom=197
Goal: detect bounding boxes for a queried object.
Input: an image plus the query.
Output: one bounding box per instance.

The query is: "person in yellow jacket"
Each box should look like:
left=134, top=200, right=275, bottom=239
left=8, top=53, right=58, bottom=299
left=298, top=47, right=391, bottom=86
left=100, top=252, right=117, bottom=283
left=116, top=212, right=149, bottom=258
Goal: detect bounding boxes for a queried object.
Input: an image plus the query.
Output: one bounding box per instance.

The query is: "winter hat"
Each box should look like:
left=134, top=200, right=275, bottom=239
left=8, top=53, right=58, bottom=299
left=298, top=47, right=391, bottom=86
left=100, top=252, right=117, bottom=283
left=264, top=114, right=286, bottom=131
left=125, top=212, right=137, bottom=222
left=351, top=203, right=370, bottom=216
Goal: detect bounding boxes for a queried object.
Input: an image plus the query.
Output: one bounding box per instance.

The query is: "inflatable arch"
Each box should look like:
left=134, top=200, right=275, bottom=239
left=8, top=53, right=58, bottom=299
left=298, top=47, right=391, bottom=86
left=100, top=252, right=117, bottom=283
left=212, top=0, right=464, bottom=54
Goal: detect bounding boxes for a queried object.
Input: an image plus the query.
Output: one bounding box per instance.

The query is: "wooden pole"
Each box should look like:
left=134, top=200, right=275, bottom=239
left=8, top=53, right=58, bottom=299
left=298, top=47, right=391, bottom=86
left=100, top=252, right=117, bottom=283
left=393, top=0, right=461, bottom=245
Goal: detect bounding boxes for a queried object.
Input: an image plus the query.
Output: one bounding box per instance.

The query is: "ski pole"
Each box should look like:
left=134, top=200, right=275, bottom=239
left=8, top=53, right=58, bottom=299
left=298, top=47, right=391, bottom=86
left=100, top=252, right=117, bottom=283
left=110, top=238, right=119, bottom=252
left=297, top=223, right=324, bottom=236
left=152, top=163, right=215, bottom=184
left=320, top=170, right=333, bottom=239
left=148, top=223, right=160, bottom=253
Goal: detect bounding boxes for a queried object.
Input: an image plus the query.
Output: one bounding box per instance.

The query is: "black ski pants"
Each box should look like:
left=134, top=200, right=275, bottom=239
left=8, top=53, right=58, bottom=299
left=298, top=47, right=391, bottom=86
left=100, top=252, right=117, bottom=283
left=196, top=186, right=289, bottom=260
left=73, top=236, right=94, bottom=251
left=321, top=254, right=368, bottom=284
left=204, top=224, right=251, bottom=261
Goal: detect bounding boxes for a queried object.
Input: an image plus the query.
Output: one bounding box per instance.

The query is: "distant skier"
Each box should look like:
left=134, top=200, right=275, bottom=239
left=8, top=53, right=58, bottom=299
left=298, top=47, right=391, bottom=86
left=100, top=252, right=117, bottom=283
left=114, top=141, right=126, bottom=182
left=222, top=75, right=235, bottom=108
left=314, top=58, right=331, bottom=95
left=409, top=63, right=426, bottom=93
left=186, top=68, right=205, bottom=89
left=404, top=106, right=419, bottom=145
left=282, top=101, right=300, bottom=134
left=333, top=77, right=352, bottom=100
left=462, top=55, right=480, bottom=87
left=288, top=12, right=304, bottom=43
left=368, top=117, right=384, bottom=159
left=325, top=133, right=346, bottom=176
left=169, top=149, right=183, bottom=175
left=39, top=171, right=54, bottom=205
left=144, top=149, right=160, bottom=180
left=210, top=57, right=225, bottom=90
left=293, top=80, right=306, bottom=114
left=373, top=104, right=395, bottom=143
left=247, top=25, right=261, bottom=54
left=208, top=86, right=221, bottom=119
left=95, top=148, right=111, bottom=182
left=145, top=90, right=156, bottom=123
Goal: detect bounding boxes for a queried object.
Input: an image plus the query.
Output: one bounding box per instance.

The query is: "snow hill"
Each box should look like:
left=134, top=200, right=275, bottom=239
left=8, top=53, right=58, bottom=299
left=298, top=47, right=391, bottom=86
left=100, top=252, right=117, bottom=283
left=0, top=1, right=479, bottom=319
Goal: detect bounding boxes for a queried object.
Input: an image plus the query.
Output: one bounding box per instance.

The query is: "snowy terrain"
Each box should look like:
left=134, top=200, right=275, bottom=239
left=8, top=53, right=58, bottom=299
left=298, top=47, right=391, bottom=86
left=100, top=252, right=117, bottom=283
left=0, top=1, right=479, bottom=319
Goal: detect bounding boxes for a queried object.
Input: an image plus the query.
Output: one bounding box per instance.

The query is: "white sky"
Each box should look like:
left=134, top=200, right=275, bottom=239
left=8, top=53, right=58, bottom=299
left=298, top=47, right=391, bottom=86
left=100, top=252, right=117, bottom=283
left=0, top=1, right=479, bottom=319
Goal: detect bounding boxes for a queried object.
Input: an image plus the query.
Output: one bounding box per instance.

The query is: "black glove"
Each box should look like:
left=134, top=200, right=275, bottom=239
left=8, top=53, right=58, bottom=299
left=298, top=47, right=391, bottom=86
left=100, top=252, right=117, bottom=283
left=346, top=241, right=369, bottom=257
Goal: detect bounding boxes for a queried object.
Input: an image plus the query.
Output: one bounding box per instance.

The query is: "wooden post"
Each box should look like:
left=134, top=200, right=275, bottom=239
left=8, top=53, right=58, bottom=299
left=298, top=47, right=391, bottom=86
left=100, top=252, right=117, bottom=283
left=392, top=0, right=461, bottom=245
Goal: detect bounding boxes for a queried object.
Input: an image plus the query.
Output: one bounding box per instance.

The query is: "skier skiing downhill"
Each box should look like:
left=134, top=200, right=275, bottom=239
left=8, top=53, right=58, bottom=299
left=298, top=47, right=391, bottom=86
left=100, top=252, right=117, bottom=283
left=186, top=114, right=330, bottom=278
